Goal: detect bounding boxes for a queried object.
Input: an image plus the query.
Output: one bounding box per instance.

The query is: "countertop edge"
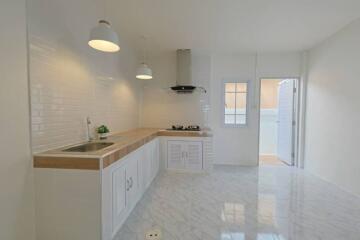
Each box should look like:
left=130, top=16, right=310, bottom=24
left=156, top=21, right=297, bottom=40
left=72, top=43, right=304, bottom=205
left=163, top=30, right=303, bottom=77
left=33, top=128, right=212, bottom=170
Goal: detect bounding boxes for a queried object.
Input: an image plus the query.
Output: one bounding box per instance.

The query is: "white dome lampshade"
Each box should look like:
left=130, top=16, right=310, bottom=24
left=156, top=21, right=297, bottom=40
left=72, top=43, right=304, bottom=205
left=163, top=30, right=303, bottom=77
left=136, top=63, right=153, bottom=80
left=88, top=20, right=120, bottom=52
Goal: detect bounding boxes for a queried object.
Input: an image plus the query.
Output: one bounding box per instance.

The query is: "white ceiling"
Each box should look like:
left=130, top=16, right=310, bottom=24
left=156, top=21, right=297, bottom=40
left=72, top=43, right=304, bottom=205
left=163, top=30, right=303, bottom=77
left=107, top=0, right=360, bottom=54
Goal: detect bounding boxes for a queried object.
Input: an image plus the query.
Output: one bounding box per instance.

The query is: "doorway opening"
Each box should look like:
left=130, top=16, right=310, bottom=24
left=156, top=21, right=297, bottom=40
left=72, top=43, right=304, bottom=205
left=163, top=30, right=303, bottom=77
left=259, top=78, right=298, bottom=166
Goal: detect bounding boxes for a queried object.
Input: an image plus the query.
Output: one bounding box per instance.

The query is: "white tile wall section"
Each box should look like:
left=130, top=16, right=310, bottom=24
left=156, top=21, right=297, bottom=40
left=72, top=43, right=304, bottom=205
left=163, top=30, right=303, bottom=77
left=28, top=0, right=142, bottom=153
left=141, top=52, right=211, bottom=128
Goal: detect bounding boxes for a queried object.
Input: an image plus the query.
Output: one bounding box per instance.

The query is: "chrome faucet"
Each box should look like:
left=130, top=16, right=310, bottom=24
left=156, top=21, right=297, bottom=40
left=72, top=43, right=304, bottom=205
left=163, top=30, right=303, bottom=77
left=86, top=116, right=93, bottom=142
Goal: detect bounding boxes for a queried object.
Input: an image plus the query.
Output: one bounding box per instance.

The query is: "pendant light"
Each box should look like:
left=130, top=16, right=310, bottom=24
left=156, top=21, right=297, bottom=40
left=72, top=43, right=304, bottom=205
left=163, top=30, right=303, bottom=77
left=88, top=20, right=120, bottom=52
left=136, top=63, right=153, bottom=80
left=136, top=36, right=153, bottom=80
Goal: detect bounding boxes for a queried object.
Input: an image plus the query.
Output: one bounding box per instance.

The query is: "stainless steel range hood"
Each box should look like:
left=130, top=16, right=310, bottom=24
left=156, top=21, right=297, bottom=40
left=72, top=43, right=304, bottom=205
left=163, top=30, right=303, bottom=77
left=171, top=49, right=206, bottom=93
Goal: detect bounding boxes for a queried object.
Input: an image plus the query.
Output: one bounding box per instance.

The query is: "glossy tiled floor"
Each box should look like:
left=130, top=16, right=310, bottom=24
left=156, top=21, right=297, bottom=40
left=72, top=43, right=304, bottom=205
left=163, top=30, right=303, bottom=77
left=115, top=166, right=360, bottom=240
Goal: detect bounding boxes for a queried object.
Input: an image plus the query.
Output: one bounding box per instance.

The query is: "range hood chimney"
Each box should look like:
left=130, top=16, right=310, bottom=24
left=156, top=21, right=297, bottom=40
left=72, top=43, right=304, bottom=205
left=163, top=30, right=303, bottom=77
left=171, top=49, right=206, bottom=93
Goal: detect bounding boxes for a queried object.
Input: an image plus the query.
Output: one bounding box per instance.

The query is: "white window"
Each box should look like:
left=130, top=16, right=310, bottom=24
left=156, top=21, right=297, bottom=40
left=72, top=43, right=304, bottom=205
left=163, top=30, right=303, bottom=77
left=223, top=82, right=248, bottom=126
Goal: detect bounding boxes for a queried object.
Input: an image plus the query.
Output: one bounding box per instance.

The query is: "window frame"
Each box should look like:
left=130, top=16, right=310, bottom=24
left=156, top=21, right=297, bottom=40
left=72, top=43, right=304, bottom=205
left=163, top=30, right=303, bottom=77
left=222, top=79, right=249, bottom=128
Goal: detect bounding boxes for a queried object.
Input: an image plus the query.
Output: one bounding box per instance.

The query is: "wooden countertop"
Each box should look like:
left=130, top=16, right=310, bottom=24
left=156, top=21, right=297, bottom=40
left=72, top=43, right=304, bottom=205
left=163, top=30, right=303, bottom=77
left=33, top=128, right=212, bottom=170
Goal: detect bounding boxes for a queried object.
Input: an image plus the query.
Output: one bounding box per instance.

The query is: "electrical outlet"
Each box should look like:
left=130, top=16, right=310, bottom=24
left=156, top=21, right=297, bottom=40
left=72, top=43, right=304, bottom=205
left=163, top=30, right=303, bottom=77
left=145, top=229, right=162, bottom=240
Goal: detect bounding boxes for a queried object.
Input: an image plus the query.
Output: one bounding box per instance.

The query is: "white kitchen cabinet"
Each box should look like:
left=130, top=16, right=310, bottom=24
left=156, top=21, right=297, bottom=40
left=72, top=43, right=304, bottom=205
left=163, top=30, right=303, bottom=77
left=151, top=138, right=160, bottom=180
left=167, top=140, right=203, bottom=171
left=111, top=166, right=126, bottom=232
left=139, top=142, right=153, bottom=193
left=140, top=138, right=159, bottom=192
left=125, top=154, right=138, bottom=209
left=167, top=141, right=185, bottom=169
left=102, top=138, right=160, bottom=240
left=109, top=151, right=139, bottom=236
left=184, top=141, right=203, bottom=171
left=34, top=133, right=211, bottom=240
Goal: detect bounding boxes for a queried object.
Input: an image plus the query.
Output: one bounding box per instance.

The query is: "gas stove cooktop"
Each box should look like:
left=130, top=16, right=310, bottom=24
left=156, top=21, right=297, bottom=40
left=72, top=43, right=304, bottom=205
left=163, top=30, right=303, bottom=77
left=167, top=125, right=201, bottom=131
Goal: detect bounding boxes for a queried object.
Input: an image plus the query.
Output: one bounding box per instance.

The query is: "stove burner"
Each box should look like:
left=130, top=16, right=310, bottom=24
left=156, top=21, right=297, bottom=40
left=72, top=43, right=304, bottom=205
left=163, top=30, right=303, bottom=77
left=169, top=125, right=201, bottom=131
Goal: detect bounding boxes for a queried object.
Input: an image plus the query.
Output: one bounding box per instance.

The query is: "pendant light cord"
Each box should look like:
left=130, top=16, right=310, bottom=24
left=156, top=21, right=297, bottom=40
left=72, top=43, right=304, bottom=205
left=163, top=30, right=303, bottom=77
left=103, top=0, right=107, bottom=21
left=141, top=0, right=148, bottom=65
left=141, top=36, right=147, bottom=64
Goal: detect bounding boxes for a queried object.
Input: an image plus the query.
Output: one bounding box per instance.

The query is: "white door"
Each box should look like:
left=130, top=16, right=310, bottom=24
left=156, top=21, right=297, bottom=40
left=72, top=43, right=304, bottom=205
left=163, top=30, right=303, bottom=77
left=167, top=141, right=185, bottom=169
left=277, top=79, right=295, bottom=165
left=112, top=166, right=126, bottom=232
left=184, top=141, right=203, bottom=171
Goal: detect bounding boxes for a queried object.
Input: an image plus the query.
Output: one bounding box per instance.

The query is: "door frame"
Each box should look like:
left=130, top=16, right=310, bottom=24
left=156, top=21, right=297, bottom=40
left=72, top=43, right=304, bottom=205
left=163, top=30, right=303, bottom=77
left=257, top=77, right=301, bottom=167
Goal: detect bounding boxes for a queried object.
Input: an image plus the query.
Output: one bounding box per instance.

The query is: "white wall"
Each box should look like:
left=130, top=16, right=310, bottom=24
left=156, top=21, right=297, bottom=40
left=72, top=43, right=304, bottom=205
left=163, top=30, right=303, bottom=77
left=211, top=53, right=301, bottom=165
left=0, top=0, right=36, bottom=239
left=210, top=54, right=258, bottom=165
left=141, top=52, right=301, bottom=165
left=305, top=19, right=360, bottom=196
left=28, top=0, right=143, bottom=153
left=141, top=51, right=211, bottom=128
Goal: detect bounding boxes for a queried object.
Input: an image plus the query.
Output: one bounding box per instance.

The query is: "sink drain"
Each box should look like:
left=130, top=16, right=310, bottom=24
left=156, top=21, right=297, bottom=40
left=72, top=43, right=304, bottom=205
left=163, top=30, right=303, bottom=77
left=145, top=229, right=162, bottom=240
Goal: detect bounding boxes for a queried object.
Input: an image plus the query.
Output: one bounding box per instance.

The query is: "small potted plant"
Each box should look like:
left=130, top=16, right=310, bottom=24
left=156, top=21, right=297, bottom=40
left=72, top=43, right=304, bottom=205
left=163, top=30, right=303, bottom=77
left=97, top=125, right=110, bottom=140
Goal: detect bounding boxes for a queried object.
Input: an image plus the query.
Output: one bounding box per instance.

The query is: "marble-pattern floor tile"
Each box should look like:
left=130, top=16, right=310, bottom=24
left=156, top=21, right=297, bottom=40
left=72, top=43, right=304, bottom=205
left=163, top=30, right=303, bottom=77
left=115, top=165, right=360, bottom=240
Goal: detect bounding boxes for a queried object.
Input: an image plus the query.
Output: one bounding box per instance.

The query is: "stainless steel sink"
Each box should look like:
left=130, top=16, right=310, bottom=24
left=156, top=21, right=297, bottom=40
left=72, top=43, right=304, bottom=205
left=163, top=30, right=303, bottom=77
left=63, top=142, right=114, bottom=152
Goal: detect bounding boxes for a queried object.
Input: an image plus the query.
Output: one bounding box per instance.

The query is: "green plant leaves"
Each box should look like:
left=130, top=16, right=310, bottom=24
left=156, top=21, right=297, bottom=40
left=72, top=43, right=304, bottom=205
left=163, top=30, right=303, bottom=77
left=97, top=125, right=109, bottom=134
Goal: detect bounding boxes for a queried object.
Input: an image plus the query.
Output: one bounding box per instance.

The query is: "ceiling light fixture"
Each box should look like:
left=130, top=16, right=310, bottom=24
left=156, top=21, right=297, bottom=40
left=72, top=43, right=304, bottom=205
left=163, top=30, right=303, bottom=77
left=136, top=63, right=153, bottom=80
left=136, top=36, right=153, bottom=80
left=88, top=20, right=120, bottom=52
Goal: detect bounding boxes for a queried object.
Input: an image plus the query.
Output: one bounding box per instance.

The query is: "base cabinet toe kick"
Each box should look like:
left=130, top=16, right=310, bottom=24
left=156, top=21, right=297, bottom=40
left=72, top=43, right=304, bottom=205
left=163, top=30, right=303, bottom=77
left=34, top=135, right=212, bottom=240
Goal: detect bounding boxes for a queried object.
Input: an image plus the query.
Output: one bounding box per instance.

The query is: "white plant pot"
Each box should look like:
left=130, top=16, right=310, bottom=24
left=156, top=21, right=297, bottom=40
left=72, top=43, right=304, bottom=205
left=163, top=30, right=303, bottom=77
left=99, top=133, right=108, bottom=140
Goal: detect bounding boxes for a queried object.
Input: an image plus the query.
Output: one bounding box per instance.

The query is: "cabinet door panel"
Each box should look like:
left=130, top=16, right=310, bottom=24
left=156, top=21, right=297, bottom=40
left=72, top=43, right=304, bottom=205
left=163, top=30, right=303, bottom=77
left=126, top=155, right=139, bottom=207
left=151, top=139, right=160, bottom=179
left=143, top=143, right=152, bottom=189
left=185, top=141, right=203, bottom=171
left=167, top=141, right=185, bottom=169
left=112, top=166, right=126, bottom=232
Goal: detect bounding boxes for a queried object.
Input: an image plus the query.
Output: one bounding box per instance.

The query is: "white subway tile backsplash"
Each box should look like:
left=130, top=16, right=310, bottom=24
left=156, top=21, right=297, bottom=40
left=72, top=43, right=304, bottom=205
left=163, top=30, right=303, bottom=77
left=28, top=0, right=142, bottom=153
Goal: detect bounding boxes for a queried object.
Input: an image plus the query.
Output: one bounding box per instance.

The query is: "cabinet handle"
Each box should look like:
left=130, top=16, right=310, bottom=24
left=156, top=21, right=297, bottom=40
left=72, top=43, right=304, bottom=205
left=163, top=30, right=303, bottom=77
left=126, top=179, right=130, bottom=191
left=129, top=177, right=133, bottom=188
